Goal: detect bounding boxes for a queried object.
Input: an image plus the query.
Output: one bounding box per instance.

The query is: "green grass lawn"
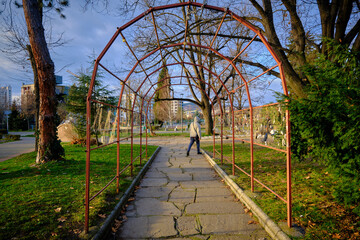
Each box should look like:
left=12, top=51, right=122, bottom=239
left=0, top=143, right=157, bottom=240
left=202, top=143, right=360, bottom=240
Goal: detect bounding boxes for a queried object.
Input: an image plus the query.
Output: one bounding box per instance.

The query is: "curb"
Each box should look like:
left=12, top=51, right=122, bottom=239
left=92, top=146, right=161, bottom=240
left=202, top=150, right=290, bottom=240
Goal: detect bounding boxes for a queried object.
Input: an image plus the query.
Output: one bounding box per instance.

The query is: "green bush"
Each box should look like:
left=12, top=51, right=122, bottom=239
left=283, top=40, right=360, bottom=208
left=5, top=135, right=21, bottom=141
left=151, top=125, right=161, bottom=130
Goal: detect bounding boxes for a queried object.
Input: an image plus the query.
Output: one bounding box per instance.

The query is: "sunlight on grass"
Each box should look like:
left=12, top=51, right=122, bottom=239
left=0, top=143, right=157, bottom=240
left=202, top=142, right=360, bottom=239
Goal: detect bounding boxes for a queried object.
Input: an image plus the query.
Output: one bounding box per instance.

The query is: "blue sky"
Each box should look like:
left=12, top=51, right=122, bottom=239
left=0, top=1, right=127, bottom=98
left=0, top=0, right=288, bottom=105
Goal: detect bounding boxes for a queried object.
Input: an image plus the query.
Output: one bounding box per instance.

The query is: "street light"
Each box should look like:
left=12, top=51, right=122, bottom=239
left=4, top=110, right=11, bottom=133
left=180, top=93, right=183, bottom=133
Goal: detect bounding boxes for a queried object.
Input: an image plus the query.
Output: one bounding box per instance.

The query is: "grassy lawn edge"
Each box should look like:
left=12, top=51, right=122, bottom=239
left=89, top=146, right=161, bottom=240
left=202, top=143, right=360, bottom=240
left=0, top=143, right=158, bottom=240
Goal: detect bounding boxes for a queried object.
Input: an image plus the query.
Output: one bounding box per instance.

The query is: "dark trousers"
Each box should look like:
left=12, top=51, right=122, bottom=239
left=187, top=137, right=200, bottom=154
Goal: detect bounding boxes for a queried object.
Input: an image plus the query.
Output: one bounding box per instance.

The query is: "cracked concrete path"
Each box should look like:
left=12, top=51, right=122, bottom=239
left=115, top=137, right=270, bottom=240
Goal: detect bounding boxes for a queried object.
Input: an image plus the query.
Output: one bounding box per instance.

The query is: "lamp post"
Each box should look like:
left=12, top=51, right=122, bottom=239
left=180, top=93, right=183, bottom=133
left=4, top=110, right=11, bottom=133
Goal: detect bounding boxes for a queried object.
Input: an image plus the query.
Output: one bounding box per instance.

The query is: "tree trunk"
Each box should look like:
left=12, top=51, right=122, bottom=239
left=200, top=91, right=213, bottom=136
left=26, top=44, right=39, bottom=152
left=22, top=0, right=64, bottom=163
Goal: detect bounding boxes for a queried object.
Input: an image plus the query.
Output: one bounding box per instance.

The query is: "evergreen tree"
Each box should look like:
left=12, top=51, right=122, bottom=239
left=8, top=100, right=27, bottom=131
left=67, top=72, right=115, bottom=141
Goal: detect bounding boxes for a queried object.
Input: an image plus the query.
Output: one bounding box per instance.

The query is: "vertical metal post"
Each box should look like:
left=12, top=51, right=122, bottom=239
left=130, top=108, right=134, bottom=177
left=140, top=111, right=142, bottom=165
left=116, top=107, right=120, bottom=193
left=85, top=97, right=91, bottom=234
left=231, top=107, right=235, bottom=176
left=146, top=102, right=150, bottom=158
left=130, top=93, right=138, bottom=178
left=117, top=82, right=125, bottom=191
left=213, top=115, right=216, bottom=159
left=221, top=113, right=223, bottom=164
left=181, top=93, right=183, bottom=133
left=286, top=104, right=292, bottom=227
left=250, top=107, right=254, bottom=192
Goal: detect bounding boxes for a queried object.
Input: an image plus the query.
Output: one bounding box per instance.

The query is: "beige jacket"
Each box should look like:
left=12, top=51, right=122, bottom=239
left=189, top=116, right=201, bottom=139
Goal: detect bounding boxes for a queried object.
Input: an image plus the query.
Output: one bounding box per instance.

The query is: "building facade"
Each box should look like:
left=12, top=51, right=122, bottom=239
left=0, top=86, right=12, bottom=110
left=170, top=100, right=180, bottom=116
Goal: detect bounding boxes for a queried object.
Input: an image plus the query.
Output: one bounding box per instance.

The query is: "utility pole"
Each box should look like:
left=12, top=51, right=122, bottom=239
left=181, top=93, right=183, bottom=133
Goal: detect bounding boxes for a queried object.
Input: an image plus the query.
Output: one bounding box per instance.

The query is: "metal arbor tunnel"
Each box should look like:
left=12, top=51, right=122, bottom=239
left=85, top=1, right=292, bottom=233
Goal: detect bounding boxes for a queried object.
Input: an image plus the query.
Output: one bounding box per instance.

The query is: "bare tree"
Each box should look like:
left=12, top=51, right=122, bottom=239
left=21, top=0, right=67, bottom=163
left=129, top=2, right=256, bottom=135
left=1, top=4, right=67, bottom=151
left=240, top=0, right=360, bottom=97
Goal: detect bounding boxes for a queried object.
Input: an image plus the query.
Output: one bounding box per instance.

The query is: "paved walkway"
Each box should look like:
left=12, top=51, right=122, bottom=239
left=0, top=137, right=35, bottom=162
left=115, top=138, right=269, bottom=239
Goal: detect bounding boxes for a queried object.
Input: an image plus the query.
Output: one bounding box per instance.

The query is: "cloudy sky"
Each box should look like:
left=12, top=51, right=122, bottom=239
left=0, top=0, right=286, bottom=105
left=0, top=1, right=129, bottom=98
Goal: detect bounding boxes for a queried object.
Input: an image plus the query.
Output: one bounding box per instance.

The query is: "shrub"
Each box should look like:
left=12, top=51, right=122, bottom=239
left=70, top=138, right=99, bottom=146
left=283, top=40, right=360, bottom=208
left=5, top=135, right=21, bottom=141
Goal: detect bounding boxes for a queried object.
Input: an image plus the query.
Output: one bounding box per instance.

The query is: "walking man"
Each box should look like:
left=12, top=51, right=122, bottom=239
left=187, top=116, right=202, bottom=156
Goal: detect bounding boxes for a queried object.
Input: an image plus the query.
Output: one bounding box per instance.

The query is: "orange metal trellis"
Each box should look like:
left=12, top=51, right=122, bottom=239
left=85, top=1, right=292, bottom=234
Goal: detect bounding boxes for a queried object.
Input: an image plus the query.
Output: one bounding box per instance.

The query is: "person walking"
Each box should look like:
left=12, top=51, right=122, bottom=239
left=186, top=116, right=202, bottom=156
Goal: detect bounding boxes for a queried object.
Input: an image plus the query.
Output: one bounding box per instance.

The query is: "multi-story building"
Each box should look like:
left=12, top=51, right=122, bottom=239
left=0, top=86, right=12, bottom=110
left=170, top=100, right=180, bottom=116
left=21, top=75, right=70, bottom=107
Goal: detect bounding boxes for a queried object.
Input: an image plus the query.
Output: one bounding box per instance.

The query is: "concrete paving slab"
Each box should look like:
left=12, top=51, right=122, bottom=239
left=135, top=198, right=181, bottom=216
left=143, top=169, right=167, bottom=178
left=118, top=216, right=177, bottom=239
left=192, top=172, right=220, bottom=181
left=168, top=188, right=195, bottom=204
left=180, top=180, right=225, bottom=189
left=135, top=186, right=173, bottom=199
left=185, top=202, right=244, bottom=214
left=150, top=160, right=172, bottom=168
left=182, top=167, right=214, bottom=174
left=157, top=167, right=183, bottom=174
left=167, top=172, right=193, bottom=181
left=195, top=187, right=235, bottom=202
left=208, top=234, right=267, bottom=240
left=176, top=216, right=200, bottom=236
left=139, top=178, right=168, bottom=187
left=199, top=214, right=262, bottom=235
left=166, top=181, right=181, bottom=188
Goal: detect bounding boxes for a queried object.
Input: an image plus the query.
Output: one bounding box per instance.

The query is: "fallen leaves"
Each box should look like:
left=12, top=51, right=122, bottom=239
left=54, top=207, right=62, bottom=213
left=111, top=219, right=122, bottom=232
left=57, top=216, right=67, bottom=222
left=98, top=214, right=106, bottom=219
left=248, top=220, right=257, bottom=225
left=332, top=233, right=341, bottom=239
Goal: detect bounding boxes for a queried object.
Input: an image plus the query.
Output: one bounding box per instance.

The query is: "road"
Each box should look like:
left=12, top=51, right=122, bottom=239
left=0, top=133, right=35, bottom=162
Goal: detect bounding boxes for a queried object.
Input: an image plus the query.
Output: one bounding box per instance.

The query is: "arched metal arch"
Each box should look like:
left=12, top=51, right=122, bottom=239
left=85, top=1, right=292, bottom=233
left=128, top=76, right=225, bottom=172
